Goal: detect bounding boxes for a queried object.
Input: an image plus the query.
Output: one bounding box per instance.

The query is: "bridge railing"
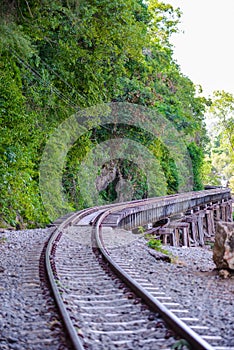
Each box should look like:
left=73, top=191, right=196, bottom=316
left=103, top=188, right=232, bottom=246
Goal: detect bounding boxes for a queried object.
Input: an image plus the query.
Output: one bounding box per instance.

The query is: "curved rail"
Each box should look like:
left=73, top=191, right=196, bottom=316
left=45, top=203, right=141, bottom=349
left=45, top=188, right=231, bottom=350
left=95, top=207, right=215, bottom=350
left=45, top=210, right=88, bottom=350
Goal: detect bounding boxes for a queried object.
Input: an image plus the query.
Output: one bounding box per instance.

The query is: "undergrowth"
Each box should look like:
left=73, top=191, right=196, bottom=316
left=146, top=236, right=170, bottom=255
left=0, top=236, right=7, bottom=244
left=145, top=234, right=171, bottom=255
left=144, top=234, right=181, bottom=264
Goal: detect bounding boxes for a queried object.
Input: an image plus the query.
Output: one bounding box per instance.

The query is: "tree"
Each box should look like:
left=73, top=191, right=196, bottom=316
left=205, top=90, right=234, bottom=191
left=0, top=0, right=208, bottom=226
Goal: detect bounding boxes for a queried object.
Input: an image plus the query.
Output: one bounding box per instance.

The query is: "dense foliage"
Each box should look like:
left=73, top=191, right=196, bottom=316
left=203, top=91, right=234, bottom=191
left=0, top=0, right=208, bottom=227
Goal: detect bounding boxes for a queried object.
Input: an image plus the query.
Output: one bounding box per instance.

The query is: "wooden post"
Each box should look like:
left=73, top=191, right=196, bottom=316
left=167, top=222, right=190, bottom=247
left=197, top=213, right=205, bottom=246
left=183, top=215, right=198, bottom=246
left=181, top=223, right=190, bottom=247
left=205, top=210, right=213, bottom=237
left=220, top=202, right=226, bottom=221
left=158, top=228, right=175, bottom=246
left=209, top=207, right=215, bottom=234
left=213, top=204, right=221, bottom=222
left=227, top=200, right=233, bottom=221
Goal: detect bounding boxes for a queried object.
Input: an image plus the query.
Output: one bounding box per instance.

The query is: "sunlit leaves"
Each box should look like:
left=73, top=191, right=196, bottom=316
left=205, top=90, right=234, bottom=190
left=0, top=0, right=208, bottom=226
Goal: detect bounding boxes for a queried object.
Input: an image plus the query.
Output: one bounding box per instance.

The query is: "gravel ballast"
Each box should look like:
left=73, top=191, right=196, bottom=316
left=0, top=228, right=70, bottom=350
left=108, top=229, right=234, bottom=347
left=1, top=226, right=234, bottom=349
left=55, top=226, right=179, bottom=350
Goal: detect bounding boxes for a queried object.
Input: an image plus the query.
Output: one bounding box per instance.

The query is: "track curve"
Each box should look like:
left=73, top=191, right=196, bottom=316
left=45, top=190, right=232, bottom=350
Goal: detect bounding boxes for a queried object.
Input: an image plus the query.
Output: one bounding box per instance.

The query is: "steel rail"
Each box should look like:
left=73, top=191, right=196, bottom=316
left=45, top=201, right=153, bottom=349
left=95, top=207, right=216, bottom=350
left=45, top=204, right=134, bottom=349
left=45, top=203, right=134, bottom=349
left=45, top=209, right=95, bottom=350
left=45, top=188, right=231, bottom=349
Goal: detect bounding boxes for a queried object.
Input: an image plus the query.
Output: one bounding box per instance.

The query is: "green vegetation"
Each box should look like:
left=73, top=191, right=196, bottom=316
left=0, top=0, right=211, bottom=227
left=137, top=226, right=146, bottom=234
left=0, top=236, right=7, bottom=244
left=171, top=339, right=191, bottom=350
left=147, top=237, right=169, bottom=255
left=187, top=142, right=204, bottom=190
left=203, top=91, right=234, bottom=193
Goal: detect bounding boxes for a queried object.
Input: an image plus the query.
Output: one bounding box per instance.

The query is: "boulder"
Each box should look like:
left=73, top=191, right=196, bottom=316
left=213, top=221, right=234, bottom=270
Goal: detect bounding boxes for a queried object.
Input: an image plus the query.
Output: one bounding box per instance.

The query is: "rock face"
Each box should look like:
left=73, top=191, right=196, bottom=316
left=213, top=221, right=234, bottom=270
left=95, top=162, right=117, bottom=191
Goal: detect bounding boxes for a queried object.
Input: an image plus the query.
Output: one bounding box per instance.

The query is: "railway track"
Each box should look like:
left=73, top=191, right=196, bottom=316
left=45, top=191, right=233, bottom=350
left=0, top=228, right=72, bottom=349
